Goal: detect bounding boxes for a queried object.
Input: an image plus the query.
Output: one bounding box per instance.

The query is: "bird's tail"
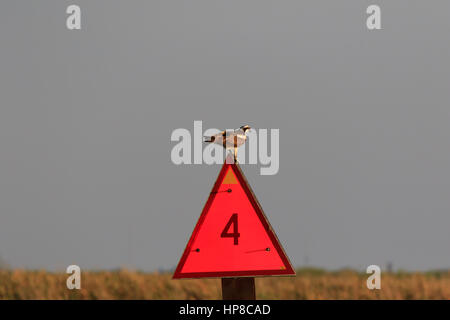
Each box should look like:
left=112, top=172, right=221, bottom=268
left=203, top=136, right=215, bottom=143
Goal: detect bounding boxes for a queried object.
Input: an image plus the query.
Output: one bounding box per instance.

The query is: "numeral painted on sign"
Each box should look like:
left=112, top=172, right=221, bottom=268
left=221, top=213, right=240, bottom=245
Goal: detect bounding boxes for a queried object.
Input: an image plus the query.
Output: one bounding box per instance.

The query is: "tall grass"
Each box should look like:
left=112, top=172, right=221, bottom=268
left=0, top=268, right=449, bottom=299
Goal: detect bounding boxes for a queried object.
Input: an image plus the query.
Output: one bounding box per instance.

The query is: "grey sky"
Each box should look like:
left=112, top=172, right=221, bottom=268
left=0, top=1, right=449, bottom=272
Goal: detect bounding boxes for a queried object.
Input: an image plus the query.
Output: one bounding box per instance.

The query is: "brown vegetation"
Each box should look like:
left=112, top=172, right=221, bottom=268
left=0, top=268, right=449, bottom=299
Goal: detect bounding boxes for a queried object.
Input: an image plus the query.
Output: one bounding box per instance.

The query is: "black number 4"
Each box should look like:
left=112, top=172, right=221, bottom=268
left=221, top=213, right=240, bottom=245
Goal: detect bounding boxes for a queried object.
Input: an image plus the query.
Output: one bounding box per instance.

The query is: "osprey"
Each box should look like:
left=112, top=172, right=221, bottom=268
left=204, top=125, right=251, bottom=161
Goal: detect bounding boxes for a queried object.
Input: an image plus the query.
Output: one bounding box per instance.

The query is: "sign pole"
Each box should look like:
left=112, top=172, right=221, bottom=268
left=221, top=277, right=255, bottom=300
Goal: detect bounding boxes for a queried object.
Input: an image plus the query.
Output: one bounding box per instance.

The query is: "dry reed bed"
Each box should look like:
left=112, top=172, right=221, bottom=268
left=0, top=269, right=448, bottom=299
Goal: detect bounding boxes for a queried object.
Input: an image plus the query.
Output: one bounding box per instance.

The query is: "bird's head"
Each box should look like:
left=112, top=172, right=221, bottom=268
left=240, top=125, right=251, bottom=133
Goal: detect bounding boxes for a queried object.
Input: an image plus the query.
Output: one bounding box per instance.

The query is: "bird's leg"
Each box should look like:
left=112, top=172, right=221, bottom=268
left=233, top=135, right=238, bottom=163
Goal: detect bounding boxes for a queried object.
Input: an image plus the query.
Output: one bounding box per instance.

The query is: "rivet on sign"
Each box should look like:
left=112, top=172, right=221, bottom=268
left=195, top=248, right=200, bottom=252
left=266, top=247, right=270, bottom=251
left=227, top=189, right=232, bottom=193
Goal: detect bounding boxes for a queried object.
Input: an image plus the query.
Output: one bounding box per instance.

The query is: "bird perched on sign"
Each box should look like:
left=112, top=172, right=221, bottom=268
left=204, top=125, right=252, bottom=162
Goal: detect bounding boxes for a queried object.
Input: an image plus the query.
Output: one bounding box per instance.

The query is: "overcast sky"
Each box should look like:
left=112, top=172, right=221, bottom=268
left=0, top=1, right=449, bottom=272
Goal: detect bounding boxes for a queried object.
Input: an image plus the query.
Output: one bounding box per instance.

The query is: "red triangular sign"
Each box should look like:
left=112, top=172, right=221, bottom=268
left=173, top=156, right=295, bottom=279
